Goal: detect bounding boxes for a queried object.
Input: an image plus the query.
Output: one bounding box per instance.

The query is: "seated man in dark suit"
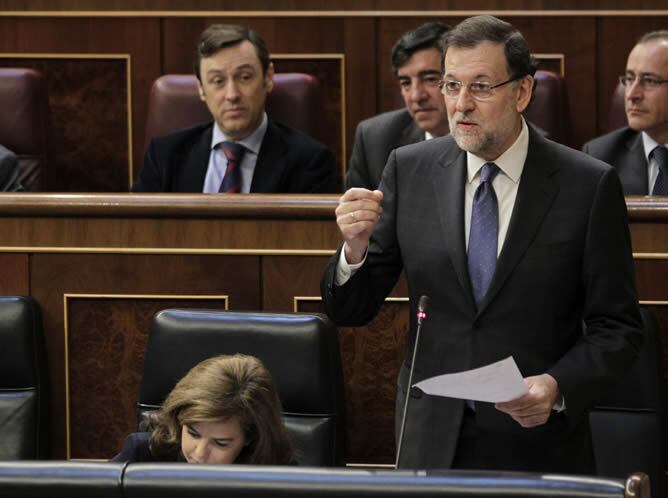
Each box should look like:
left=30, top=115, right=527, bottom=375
left=345, top=22, right=450, bottom=190
left=0, top=144, right=23, bottom=192
left=583, top=30, right=668, bottom=195
left=133, top=24, right=337, bottom=193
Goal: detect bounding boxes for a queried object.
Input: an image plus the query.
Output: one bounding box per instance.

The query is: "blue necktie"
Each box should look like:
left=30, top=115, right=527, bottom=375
left=218, top=141, right=246, bottom=193
left=468, top=162, right=500, bottom=308
left=651, top=146, right=668, bottom=196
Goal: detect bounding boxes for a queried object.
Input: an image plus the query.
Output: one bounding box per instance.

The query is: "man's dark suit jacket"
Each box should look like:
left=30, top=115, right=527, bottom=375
left=132, top=119, right=337, bottom=193
left=582, top=127, right=648, bottom=195
left=322, top=126, right=643, bottom=472
left=345, top=109, right=424, bottom=190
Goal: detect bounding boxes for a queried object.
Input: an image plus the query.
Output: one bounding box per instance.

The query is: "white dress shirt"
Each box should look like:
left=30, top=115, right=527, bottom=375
left=202, top=113, right=268, bottom=194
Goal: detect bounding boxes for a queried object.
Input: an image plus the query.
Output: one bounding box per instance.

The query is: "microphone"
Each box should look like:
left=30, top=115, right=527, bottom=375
left=395, top=295, right=430, bottom=469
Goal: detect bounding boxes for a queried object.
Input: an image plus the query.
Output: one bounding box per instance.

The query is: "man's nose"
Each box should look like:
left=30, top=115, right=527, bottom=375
left=409, top=81, right=428, bottom=102
left=626, top=77, right=644, bottom=100
left=455, top=86, right=476, bottom=112
left=225, top=79, right=241, bottom=100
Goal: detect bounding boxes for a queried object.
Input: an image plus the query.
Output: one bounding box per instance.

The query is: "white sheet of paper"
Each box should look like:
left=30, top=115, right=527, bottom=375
left=413, top=356, right=528, bottom=403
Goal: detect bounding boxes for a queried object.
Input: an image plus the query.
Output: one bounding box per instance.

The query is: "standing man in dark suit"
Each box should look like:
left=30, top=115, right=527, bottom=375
left=345, top=22, right=450, bottom=190
left=583, top=30, right=668, bottom=195
left=322, top=15, right=642, bottom=473
left=133, top=24, right=336, bottom=193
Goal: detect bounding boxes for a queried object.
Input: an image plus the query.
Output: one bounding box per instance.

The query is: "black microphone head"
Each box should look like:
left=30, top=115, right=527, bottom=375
left=417, top=295, right=430, bottom=313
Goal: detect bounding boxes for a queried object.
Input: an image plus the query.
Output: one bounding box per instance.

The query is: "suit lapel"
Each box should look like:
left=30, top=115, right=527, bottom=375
left=619, top=132, right=648, bottom=195
left=179, top=125, right=212, bottom=192
left=431, top=141, right=475, bottom=309
left=250, top=120, right=285, bottom=193
left=477, top=129, right=560, bottom=313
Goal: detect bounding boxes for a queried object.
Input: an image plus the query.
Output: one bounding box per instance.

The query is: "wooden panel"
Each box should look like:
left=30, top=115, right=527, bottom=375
left=0, top=57, right=129, bottom=192
left=30, top=252, right=260, bottom=458
left=0, top=253, right=29, bottom=295
left=3, top=1, right=668, bottom=10
left=343, top=18, right=377, bottom=175
left=0, top=17, right=161, bottom=192
left=67, top=295, right=228, bottom=459
left=636, top=259, right=668, bottom=300
left=261, top=256, right=329, bottom=311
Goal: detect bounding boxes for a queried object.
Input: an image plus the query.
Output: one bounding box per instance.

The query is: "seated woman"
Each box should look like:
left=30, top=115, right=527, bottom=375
left=111, top=354, right=293, bottom=464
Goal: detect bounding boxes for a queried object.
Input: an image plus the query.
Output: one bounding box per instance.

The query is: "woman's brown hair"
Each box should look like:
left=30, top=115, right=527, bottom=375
left=145, top=354, right=293, bottom=464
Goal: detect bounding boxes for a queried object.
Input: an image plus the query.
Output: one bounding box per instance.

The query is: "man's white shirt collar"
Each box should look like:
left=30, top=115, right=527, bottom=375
left=210, top=112, right=268, bottom=153
left=466, top=118, right=529, bottom=184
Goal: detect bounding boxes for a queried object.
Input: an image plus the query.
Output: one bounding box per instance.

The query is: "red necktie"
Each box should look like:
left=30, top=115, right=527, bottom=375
left=218, top=141, right=246, bottom=193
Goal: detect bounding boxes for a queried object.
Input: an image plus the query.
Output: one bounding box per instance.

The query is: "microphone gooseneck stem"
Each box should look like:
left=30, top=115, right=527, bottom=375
left=395, top=296, right=429, bottom=469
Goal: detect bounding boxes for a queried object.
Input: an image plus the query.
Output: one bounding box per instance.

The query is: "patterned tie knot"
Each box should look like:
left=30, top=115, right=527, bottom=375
left=480, top=162, right=500, bottom=184
left=220, top=141, right=246, bottom=163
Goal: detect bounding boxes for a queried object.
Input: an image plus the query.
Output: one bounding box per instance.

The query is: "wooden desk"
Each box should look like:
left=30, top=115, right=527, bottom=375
left=0, top=194, right=664, bottom=465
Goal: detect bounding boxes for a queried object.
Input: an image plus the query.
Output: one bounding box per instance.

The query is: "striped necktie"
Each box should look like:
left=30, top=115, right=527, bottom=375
left=218, top=141, right=246, bottom=193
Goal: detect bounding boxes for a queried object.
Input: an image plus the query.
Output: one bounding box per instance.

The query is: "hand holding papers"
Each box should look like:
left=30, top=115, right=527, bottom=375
left=413, top=356, right=528, bottom=403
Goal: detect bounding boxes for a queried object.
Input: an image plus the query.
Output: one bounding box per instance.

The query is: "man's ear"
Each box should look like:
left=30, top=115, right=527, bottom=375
left=264, top=62, right=275, bottom=93
left=197, top=80, right=206, bottom=102
left=515, top=75, right=534, bottom=113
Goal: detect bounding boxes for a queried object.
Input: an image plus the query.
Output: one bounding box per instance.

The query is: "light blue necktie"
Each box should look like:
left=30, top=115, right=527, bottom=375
left=468, top=162, right=500, bottom=308
left=651, top=146, right=668, bottom=196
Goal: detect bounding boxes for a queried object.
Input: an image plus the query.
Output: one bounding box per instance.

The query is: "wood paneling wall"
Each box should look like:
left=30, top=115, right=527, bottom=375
left=2, top=1, right=668, bottom=10
left=0, top=11, right=666, bottom=192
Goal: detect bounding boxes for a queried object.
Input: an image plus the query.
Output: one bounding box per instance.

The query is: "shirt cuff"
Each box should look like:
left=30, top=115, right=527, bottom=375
left=334, top=244, right=367, bottom=286
left=553, top=395, right=566, bottom=412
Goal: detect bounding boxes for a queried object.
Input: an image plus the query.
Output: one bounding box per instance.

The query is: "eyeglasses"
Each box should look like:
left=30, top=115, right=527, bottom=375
left=438, top=75, right=524, bottom=100
left=619, top=74, right=668, bottom=90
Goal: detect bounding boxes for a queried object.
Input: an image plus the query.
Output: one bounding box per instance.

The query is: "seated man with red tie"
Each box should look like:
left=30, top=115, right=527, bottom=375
left=583, top=30, right=668, bottom=195
left=132, top=24, right=337, bottom=193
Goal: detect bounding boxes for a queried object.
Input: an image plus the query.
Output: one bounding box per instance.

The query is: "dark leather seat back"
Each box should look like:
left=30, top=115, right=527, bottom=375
left=0, top=461, right=642, bottom=498
left=0, top=68, right=49, bottom=190
left=137, top=310, right=345, bottom=466
left=590, top=307, right=665, bottom=498
left=143, top=73, right=322, bottom=149
left=0, top=461, right=124, bottom=497
left=122, top=464, right=639, bottom=498
left=0, top=296, right=48, bottom=459
left=523, top=70, right=569, bottom=143
left=607, top=81, right=627, bottom=132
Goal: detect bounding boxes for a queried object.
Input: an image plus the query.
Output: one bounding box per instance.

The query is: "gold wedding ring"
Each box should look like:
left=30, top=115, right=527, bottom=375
left=350, top=211, right=357, bottom=222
